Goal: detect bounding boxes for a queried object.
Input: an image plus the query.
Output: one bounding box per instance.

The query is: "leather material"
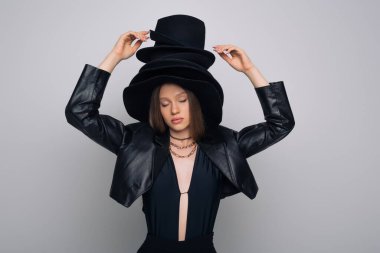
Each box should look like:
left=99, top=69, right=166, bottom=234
left=65, top=64, right=295, bottom=208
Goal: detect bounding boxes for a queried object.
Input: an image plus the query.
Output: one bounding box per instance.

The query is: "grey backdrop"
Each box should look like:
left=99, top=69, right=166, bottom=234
left=1, top=0, right=379, bottom=252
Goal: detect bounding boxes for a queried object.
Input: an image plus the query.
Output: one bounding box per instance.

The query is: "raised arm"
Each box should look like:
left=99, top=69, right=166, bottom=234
left=234, top=79, right=295, bottom=158
left=213, top=44, right=295, bottom=158
left=65, top=30, right=150, bottom=155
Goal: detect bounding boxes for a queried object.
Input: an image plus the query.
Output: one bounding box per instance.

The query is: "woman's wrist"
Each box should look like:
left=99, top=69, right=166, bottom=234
left=244, top=65, right=269, bottom=88
left=98, top=52, right=122, bottom=73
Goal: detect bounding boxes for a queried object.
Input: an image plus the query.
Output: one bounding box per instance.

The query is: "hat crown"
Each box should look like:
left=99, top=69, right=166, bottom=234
left=136, top=14, right=215, bottom=69
left=151, top=14, right=206, bottom=49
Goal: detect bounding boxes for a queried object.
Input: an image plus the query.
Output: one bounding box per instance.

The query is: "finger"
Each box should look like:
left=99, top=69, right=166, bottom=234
left=220, top=45, right=237, bottom=54
left=214, top=47, right=233, bottom=58
left=217, top=44, right=237, bottom=51
left=224, top=46, right=236, bottom=53
left=123, top=31, right=146, bottom=41
left=121, top=31, right=137, bottom=40
left=213, top=45, right=234, bottom=54
left=137, top=31, right=150, bottom=41
left=212, top=45, right=225, bottom=52
left=217, top=51, right=232, bottom=63
left=226, top=47, right=243, bottom=58
left=142, top=33, right=150, bottom=40
left=132, top=39, right=143, bottom=51
left=129, top=32, right=142, bottom=40
left=120, top=32, right=137, bottom=43
left=136, top=31, right=150, bottom=41
left=213, top=46, right=227, bottom=54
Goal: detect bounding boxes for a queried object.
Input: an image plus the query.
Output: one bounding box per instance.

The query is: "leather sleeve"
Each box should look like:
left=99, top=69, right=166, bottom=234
left=65, top=64, right=130, bottom=155
left=233, top=81, right=295, bottom=158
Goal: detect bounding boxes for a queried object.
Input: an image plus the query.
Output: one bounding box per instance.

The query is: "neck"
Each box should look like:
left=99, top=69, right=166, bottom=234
left=169, top=128, right=194, bottom=145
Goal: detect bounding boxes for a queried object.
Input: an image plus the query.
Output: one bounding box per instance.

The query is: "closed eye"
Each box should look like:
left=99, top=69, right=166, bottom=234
left=160, top=99, right=187, bottom=107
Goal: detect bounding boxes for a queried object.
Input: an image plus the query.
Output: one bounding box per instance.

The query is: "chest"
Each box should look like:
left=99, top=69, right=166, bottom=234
left=170, top=146, right=199, bottom=193
left=145, top=146, right=222, bottom=198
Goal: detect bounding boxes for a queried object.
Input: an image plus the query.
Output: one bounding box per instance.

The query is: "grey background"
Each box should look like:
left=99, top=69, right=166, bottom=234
left=1, top=0, right=379, bottom=252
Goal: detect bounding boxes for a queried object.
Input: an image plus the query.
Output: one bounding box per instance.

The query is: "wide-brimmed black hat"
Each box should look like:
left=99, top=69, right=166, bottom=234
left=124, top=14, right=223, bottom=128
left=136, top=14, right=215, bottom=69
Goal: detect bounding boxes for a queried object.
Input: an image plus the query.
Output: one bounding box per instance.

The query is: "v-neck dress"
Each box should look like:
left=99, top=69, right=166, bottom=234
left=142, top=146, right=223, bottom=241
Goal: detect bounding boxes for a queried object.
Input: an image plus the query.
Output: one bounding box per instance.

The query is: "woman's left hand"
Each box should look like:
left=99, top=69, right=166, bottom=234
left=213, top=44, right=255, bottom=74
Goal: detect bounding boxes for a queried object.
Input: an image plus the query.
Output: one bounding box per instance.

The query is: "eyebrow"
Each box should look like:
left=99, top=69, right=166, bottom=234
left=159, top=91, right=187, bottom=100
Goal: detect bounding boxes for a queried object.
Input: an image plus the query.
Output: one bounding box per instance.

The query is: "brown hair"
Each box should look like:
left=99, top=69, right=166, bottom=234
left=148, top=84, right=205, bottom=142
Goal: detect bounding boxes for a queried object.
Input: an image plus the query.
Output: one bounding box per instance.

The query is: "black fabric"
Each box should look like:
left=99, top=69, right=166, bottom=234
left=137, top=232, right=217, bottom=253
left=135, top=14, right=216, bottom=69
left=141, top=146, right=223, bottom=242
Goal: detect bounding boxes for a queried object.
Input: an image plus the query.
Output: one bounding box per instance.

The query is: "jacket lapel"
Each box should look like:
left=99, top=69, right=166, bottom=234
left=152, top=128, right=170, bottom=180
left=198, top=130, right=240, bottom=189
left=152, top=127, right=239, bottom=189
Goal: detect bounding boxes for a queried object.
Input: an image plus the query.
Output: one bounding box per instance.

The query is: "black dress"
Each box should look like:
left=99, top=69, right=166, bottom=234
left=142, top=145, right=223, bottom=241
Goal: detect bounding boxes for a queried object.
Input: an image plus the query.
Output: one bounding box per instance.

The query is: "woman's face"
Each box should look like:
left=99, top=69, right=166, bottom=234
left=159, top=83, right=191, bottom=132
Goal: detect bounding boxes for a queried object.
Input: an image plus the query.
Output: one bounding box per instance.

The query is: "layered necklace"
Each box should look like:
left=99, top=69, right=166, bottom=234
left=169, top=134, right=197, bottom=158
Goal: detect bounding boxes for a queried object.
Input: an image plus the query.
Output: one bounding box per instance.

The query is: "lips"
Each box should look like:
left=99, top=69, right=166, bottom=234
left=171, top=118, right=183, bottom=124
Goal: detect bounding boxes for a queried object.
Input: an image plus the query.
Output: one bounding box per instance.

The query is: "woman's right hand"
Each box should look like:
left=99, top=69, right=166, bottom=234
left=111, top=30, right=150, bottom=61
left=98, top=30, right=150, bottom=73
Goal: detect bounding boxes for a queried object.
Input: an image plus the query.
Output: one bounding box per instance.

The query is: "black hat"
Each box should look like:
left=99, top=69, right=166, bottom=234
left=123, top=14, right=223, bottom=128
left=136, top=14, right=215, bottom=69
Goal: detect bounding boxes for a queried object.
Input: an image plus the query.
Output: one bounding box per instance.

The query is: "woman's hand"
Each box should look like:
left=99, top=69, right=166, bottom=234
left=212, top=44, right=255, bottom=74
left=213, top=44, right=269, bottom=88
left=99, top=30, right=150, bottom=73
left=110, top=30, right=150, bottom=61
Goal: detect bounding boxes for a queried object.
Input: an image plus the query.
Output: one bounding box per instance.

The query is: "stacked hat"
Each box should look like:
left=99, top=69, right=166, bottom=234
left=123, top=14, right=224, bottom=129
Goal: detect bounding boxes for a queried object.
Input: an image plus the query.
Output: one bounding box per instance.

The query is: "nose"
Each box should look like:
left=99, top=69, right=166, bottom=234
left=171, top=102, right=180, bottom=114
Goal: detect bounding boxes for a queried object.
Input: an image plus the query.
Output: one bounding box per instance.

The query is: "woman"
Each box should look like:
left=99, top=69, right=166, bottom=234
left=65, top=15, right=295, bottom=253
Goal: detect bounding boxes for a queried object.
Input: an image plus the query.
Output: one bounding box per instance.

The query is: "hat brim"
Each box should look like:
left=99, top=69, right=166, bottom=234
left=140, top=52, right=213, bottom=71
left=131, top=59, right=224, bottom=103
left=123, top=75, right=223, bottom=128
left=136, top=46, right=215, bottom=69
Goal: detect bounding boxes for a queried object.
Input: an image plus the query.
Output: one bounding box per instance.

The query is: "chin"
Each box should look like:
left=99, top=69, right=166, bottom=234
left=168, top=122, right=190, bottom=131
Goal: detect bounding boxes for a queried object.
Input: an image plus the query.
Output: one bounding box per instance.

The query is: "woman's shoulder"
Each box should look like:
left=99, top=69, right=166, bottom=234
left=200, top=124, right=238, bottom=144
left=217, top=124, right=236, bottom=133
left=124, top=121, right=150, bottom=131
left=122, top=121, right=154, bottom=140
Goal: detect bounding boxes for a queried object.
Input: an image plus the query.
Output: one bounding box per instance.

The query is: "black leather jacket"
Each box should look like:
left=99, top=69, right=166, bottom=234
left=65, top=64, right=295, bottom=208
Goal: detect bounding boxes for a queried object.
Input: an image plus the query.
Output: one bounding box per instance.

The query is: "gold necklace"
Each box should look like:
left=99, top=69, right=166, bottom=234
left=169, top=144, right=197, bottom=158
left=170, top=141, right=195, bottom=149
